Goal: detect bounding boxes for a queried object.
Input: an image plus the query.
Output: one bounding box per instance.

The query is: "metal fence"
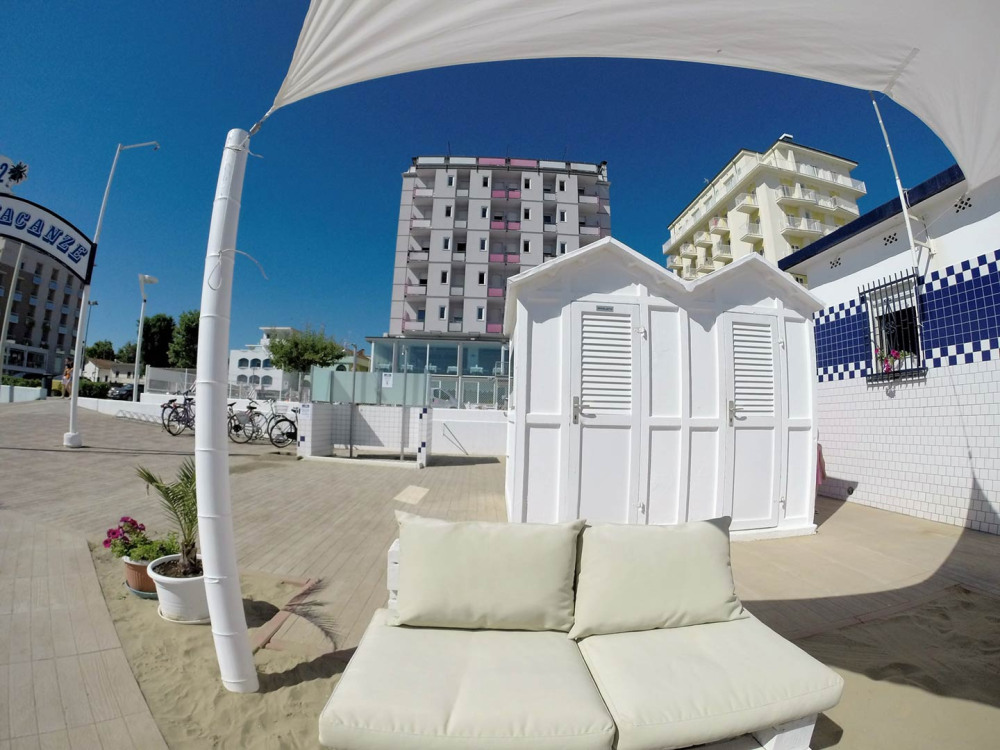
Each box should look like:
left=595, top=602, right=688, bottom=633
left=144, top=366, right=311, bottom=402
left=311, top=368, right=510, bottom=409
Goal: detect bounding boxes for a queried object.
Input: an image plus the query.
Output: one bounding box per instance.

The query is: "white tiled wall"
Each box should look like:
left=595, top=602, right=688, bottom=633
left=818, top=358, right=1000, bottom=534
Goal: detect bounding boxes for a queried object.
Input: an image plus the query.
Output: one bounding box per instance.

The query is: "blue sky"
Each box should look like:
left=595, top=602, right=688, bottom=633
left=5, top=1, right=956, bottom=354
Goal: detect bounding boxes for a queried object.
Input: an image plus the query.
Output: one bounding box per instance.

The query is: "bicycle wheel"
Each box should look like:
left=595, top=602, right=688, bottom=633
left=246, top=412, right=267, bottom=441
left=268, top=417, right=295, bottom=448
left=229, top=414, right=251, bottom=443
left=165, top=407, right=188, bottom=436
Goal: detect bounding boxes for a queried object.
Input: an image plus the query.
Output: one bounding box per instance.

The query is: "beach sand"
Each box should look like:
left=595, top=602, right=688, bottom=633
left=93, top=547, right=347, bottom=749
left=799, top=585, right=1000, bottom=749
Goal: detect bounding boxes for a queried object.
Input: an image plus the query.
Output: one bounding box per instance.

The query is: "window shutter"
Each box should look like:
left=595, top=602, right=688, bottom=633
left=580, top=311, right=632, bottom=413
left=732, top=320, right=775, bottom=415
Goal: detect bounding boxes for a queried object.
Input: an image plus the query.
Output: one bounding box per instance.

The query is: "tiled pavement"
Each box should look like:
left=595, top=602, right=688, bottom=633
left=3, top=399, right=1000, bottom=748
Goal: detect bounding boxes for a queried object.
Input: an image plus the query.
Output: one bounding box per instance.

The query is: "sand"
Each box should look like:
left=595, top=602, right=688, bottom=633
left=93, top=547, right=347, bottom=749
left=798, top=585, right=1000, bottom=749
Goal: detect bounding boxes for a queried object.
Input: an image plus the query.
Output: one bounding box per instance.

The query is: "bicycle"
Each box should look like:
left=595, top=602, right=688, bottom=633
left=268, top=407, right=300, bottom=448
left=165, top=394, right=196, bottom=436
left=159, top=397, right=177, bottom=430
left=228, top=399, right=266, bottom=443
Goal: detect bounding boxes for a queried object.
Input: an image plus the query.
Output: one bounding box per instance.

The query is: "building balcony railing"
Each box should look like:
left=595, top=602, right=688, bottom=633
left=579, top=226, right=600, bottom=236
left=61, top=306, right=70, bottom=314
left=45, top=301, right=54, bottom=310
left=663, top=240, right=680, bottom=256
left=403, top=320, right=425, bottom=332
left=786, top=161, right=866, bottom=193
left=488, top=253, right=506, bottom=263
left=697, top=257, right=716, bottom=273
left=714, top=244, right=733, bottom=262
left=490, top=220, right=506, bottom=230
left=449, top=286, right=464, bottom=296
left=448, top=322, right=463, bottom=332
left=668, top=256, right=684, bottom=269
left=694, top=231, right=713, bottom=247
left=404, top=285, right=427, bottom=297
left=709, top=217, right=729, bottom=234
left=454, top=219, right=468, bottom=229
left=451, top=251, right=467, bottom=262
left=776, top=186, right=818, bottom=205
left=506, top=221, right=521, bottom=231
left=64, top=286, right=73, bottom=295
left=543, top=222, right=557, bottom=233
left=679, top=243, right=698, bottom=259
left=827, top=195, right=860, bottom=216
left=506, top=254, right=521, bottom=264
left=413, top=187, right=434, bottom=198
left=781, top=216, right=824, bottom=236
left=681, top=268, right=697, bottom=281
left=733, top=193, right=757, bottom=212
left=29, top=295, right=38, bottom=305
left=578, top=194, right=599, bottom=205
left=543, top=191, right=557, bottom=201
left=48, top=281, right=58, bottom=290
left=741, top=222, right=763, bottom=241
left=410, top=218, right=431, bottom=229
left=32, top=275, right=42, bottom=284
left=486, top=323, right=503, bottom=334
left=58, top=326, right=67, bottom=335
left=408, top=250, right=429, bottom=262
left=488, top=287, right=505, bottom=297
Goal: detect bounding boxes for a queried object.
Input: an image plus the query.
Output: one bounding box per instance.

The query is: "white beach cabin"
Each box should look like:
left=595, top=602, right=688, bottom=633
left=504, top=237, right=824, bottom=537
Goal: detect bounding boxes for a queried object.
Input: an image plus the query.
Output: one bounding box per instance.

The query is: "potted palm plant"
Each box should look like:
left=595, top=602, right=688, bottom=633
left=103, top=516, right=179, bottom=597
left=138, top=458, right=209, bottom=623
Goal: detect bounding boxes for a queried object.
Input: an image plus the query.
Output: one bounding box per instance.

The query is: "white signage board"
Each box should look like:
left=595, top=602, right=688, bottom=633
left=0, top=194, right=95, bottom=282
left=381, top=372, right=394, bottom=389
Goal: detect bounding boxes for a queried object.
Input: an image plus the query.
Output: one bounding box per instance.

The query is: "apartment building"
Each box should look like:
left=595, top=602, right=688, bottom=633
left=662, top=136, right=865, bottom=280
left=0, top=237, right=83, bottom=378
left=389, top=155, right=611, bottom=339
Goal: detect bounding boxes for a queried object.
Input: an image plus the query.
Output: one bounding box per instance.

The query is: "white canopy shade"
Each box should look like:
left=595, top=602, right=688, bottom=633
left=270, top=0, right=1000, bottom=190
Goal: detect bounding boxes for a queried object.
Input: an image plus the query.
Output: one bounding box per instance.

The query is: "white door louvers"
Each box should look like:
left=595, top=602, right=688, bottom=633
left=580, top=311, right=633, bottom=413
left=731, top=320, right=775, bottom=415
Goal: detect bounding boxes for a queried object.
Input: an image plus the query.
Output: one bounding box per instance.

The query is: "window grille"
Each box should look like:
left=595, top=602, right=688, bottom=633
left=859, top=269, right=926, bottom=381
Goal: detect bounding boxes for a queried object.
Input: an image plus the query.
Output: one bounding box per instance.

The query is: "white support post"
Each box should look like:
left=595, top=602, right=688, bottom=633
left=195, top=128, right=258, bottom=693
left=0, top=241, right=24, bottom=380
left=871, top=95, right=922, bottom=272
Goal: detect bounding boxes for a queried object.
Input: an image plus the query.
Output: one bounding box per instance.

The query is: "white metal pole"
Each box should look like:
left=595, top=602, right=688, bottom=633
left=348, top=343, right=358, bottom=458
left=400, top=345, right=408, bottom=460
left=0, top=242, right=24, bottom=381
left=133, top=286, right=146, bottom=403
left=870, top=95, right=921, bottom=271
left=195, top=128, right=258, bottom=693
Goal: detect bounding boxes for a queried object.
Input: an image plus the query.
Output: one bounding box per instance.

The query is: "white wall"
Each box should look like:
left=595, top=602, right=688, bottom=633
left=1, top=385, right=47, bottom=402
left=432, top=409, right=507, bottom=455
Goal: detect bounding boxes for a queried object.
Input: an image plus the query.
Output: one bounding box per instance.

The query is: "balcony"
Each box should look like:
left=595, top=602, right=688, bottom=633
left=543, top=191, right=557, bottom=201
left=709, top=217, right=729, bottom=234
left=448, top=322, right=463, bottom=332
left=792, top=163, right=866, bottom=193
left=506, top=221, right=521, bottom=231
left=450, top=286, right=464, bottom=296
left=486, top=323, right=503, bottom=334
left=490, top=220, right=506, bottom=230
left=733, top=193, right=757, bottom=212
left=32, top=275, right=42, bottom=284
left=697, top=257, right=716, bottom=273
left=503, top=254, right=518, bottom=264
left=681, top=268, right=697, bottom=281
left=781, top=216, right=824, bottom=237
left=404, top=285, right=427, bottom=297
left=61, top=306, right=70, bottom=314
left=741, top=222, right=763, bottom=241
left=578, top=194, right=599, bottom=205
left=488, top=288, right=505, bottom=297
left=714, top=244, right=733, bottom=262
left=829, top=196, right=860, bottom=217
left=679, top=243, right=698, bottom=259
left=488, top=253, right=506, bottom=263
left=45, top=301, right=54, bottom=311
left=407, top=250, right=429, bottom=262
left=543, top=222, right=557, bottom=232
left=668, top=256, right=684, bottom=269
left=579, top=226, right=600, bottom=236
left=410, top=218, right=431, bottom=229
left=508, top=190, right=521, bottom=200
left=403, top=320, right=425, bottom=332
left=48, top=281, right=58, bottom=290
left=64, top=286, right=73, bottom=294
left=413, top=187, right=434, bottom=198
left=58, top=326, right=67, bottom=335
left=29, top=295, right=38, bottom=305
left=776, top=186, right=818, bottom=205
left=694, top=231, right=713, bottom=247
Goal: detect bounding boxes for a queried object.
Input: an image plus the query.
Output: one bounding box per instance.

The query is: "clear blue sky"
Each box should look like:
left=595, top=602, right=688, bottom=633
left=5, top=1, right=955, bottom=354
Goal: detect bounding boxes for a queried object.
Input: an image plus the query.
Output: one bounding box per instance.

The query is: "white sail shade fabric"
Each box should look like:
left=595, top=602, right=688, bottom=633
left=271, top=0, right=1000, bottom=189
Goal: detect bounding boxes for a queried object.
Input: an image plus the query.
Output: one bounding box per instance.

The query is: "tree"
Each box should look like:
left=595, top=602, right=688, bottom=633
left=267, top=328, right=345, bottom=373
left=140, top=313, right=176, bottom=369
left=86, top=340, right=115, bottom=360
left=116, top=341, right=137, bottom=363
left=167, top=310, right=199, bottom=368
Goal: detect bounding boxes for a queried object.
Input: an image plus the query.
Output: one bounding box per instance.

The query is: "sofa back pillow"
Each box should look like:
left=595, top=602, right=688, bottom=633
left=569, top=517, right=745, bottom=640
left=394, top=511, right=585, bottom=631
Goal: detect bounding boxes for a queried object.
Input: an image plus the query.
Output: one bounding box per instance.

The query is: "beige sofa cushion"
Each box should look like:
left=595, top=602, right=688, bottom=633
left=393, top=512, right=584, bottom=631
left=569, top=517, right=744, bottom=639
left=578, top=616, right=844, bottom=750
left=319, top=609, right=616, bottom=750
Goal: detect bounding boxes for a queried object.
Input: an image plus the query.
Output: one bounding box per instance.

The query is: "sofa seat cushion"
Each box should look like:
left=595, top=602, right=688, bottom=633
left=578, top=616, right=844, bottom=750
left=319, top=609, right=616, bottom=749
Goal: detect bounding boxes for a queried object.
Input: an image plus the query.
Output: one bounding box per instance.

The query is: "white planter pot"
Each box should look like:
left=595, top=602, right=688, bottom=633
left=147, top=554, right=209, bottom=624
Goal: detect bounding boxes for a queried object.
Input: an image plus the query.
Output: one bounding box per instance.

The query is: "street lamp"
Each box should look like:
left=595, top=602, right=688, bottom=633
left=65, top=140, right=159, bottom=447
left=133, top=274, right=158, bottom=402
left=83, top=300, right=99, bottom=351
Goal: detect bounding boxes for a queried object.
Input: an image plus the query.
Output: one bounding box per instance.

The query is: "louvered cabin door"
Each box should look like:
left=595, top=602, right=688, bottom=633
left=568, top=302, right=642, bottom=523
left=722, top=313, right=782, bottom=530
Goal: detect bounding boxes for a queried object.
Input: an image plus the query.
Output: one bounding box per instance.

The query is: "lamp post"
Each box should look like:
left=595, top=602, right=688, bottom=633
left=133, top=274, right=158, bottom=402
left=65, top=140, right=159, bottom=447
left=82, top=300, right=99, bottom=350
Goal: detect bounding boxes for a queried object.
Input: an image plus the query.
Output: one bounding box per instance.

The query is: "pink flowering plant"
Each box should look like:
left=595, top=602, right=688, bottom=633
left=103, top=516, right=178, bottom=562
left=875, top=347, right=914, bottom=374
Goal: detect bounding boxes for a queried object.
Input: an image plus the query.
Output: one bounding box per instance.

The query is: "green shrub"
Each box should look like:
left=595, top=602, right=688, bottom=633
left=78, top=379, right=111, bottom=398
left=1, top=375, right=43, bottom=388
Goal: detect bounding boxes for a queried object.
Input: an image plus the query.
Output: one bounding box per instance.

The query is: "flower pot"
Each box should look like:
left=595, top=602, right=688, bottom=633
left=122, top=556, right=157, bottom=595
left=147, top=554, right=209, bottom=624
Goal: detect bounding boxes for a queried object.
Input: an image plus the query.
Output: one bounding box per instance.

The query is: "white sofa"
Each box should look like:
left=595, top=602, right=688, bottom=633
left=319, top=515, right=843, bottom=750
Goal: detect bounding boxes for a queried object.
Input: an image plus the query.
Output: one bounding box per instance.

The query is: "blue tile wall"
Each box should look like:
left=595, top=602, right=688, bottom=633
left=813, top=248, right=1000, bottom=382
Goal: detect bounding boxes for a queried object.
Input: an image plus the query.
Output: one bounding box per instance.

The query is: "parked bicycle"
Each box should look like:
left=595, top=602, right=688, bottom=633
left=228, top=399, right=267, bottom=443
left=268, top=407, right=299, bottom=448
left=164, top=393, right=196, bottom=436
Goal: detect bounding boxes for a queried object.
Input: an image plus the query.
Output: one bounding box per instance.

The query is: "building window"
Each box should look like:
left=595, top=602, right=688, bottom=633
left=250, top=358, right=262, bottom=368
left=524, top=177, right=532, bottom=190
left=441, top=270, right=448, bottom=284
left=523, top=240, right=531, bottom=253
left=477, top=306, right=485, bottom=321
left=479, top=238, right=487, bottom=251
left=443, top=237, right=450, bottom=250
left=238, top=358, right=249, bottom=368
left=482, top=176, right=489, bottom=188
left=416, top=309, right=425, bottom=322
left=558, top=179, right=566, bottom=191
left=481, top=206, right=488, bottom=219
left=262, top=358, right=271, bottom=368
left=860, top=270, right=925, bottom=382
left=445, top=205, right=452, bottom=218
left=523, top=207, right=530, bottom=220
left=559, top=210, right=566, bottom=222
left=446, top=174, right=454, bottom=187
left=559, top=241, right=567, bottom=254
left=438, top=306, right=447, bottom=320
left=478, top=271, right=486, bottom=285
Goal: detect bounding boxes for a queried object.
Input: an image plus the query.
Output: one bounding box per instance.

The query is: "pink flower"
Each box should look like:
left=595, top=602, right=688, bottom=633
left=890, top=350, right=899, bottom=359
left=103, top=539, right=111, bottom=548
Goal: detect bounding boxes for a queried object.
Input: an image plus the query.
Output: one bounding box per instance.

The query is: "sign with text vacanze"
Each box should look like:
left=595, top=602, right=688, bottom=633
left=0, top=195, right=95, bottom=283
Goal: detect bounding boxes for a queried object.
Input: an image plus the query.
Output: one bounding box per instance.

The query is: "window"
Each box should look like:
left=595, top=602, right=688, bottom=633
left=481, top=206, right=488, bottom=218
left=559, top=241, right=567, bottom=255
left=859, top=270, right=925, bottom=381
left=416, top=309, right=425, bottom=322
left=418, top=277, right=427, bottom=286
left=544, top=214, right=553, bottom=224
left=238, top=358, right=249, bottom=368
left=479, top=238, right=487, bottom=251
left=445, top=205, right=452, bottom=218
left=446, top=174, right=454, bottom=187
left=524, top=177, right=532, bottom=190
left=477, top=306, right=485, bottom=321
left=523, top=207, right=531, bottom=220
left=523, top=240, right=531, bottom=253
left=443, top=237, right=450, bottom=250
left=262, top=359, right=271, bottom=368
left=440, top=270, right=448, bottom=284
left=559, top=210, right=566, bottom=222
left=482, top=176, right=489, bottom=187
left=261, top=375, right=273, bottom=386
left=438, top=306, right=447, bottom=320
left=478, top=271, right=486, bottom=285
left=457, top=241, right=466, bottom=253
left=250, top=358, right=262, bottom=368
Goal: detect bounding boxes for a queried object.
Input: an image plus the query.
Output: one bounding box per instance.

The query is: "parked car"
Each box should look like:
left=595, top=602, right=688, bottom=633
left=107, top=383, right=137, bottom=400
